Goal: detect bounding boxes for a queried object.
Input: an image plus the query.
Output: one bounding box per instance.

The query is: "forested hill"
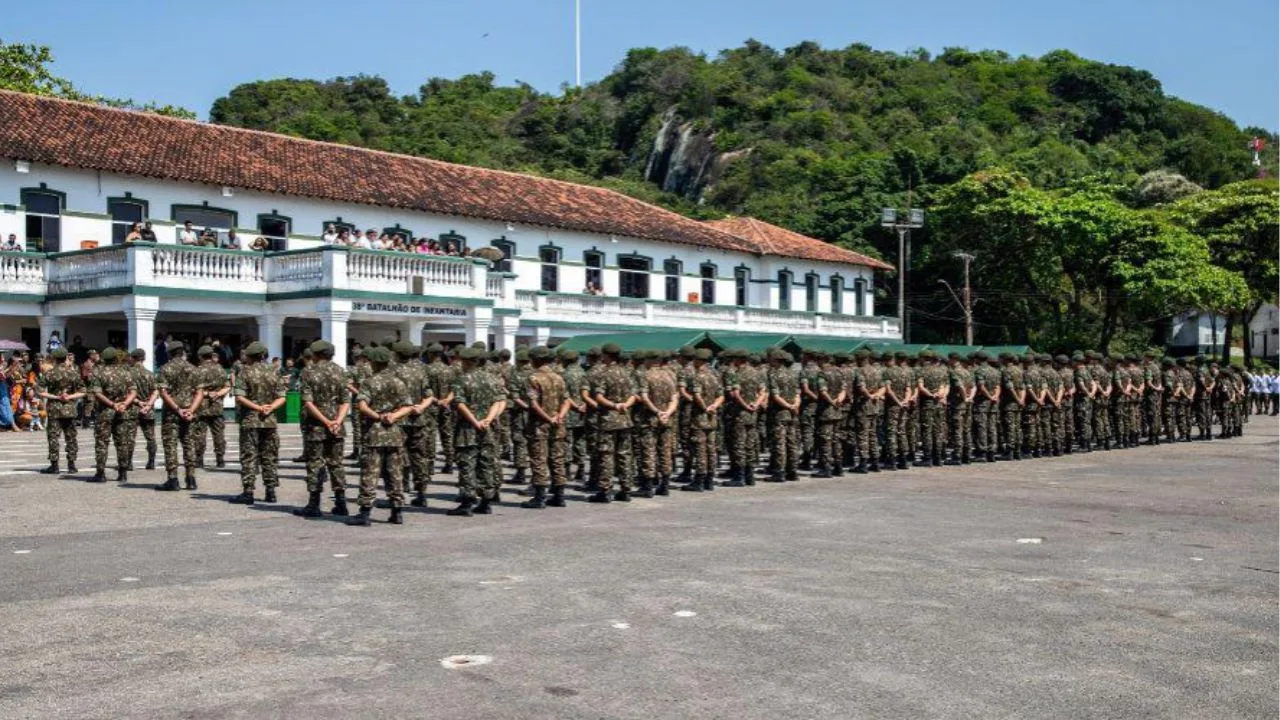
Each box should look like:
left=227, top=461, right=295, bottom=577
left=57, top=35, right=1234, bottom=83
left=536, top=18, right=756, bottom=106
left=210, top=42, right=1274, bottom=251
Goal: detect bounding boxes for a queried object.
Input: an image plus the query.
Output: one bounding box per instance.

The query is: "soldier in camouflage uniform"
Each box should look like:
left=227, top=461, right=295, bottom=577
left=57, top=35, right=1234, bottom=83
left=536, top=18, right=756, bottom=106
left=765, top=349, right=801, bottom=482
left=1044, top=355, right=1066, bottom=456
left=1160, top=357, right=1180, bottom=443
left=1054, top=354, right=1075, bottom=454
left=581, top=347, right=605, bottom=490
left=88, top=348, right=137, bottom=483
left=422, top=343, right=455, bottom=474
left=522, top=346, right=570, bottom=508
left=345, top=350, right=372, bottom=462
left=903, top=354, right=922, bottom=466
left=390, top=341, right=436, bottom=507
left=347, top=346, right=414, bottom=526
left=156, top=342, right=205, bottom=490
left=971, top=352, right=1002, bottom=462
left=229, top=342, right=286, bottom=504
left=813, top=352, right=848, bottom=477
left=192, top=346, right=229, bottom=468
left=1176, top=358, right=1196, bottom=441
left=725, top=349, right=766, bottom=486
left=1140, top=351, right=1163, bottom=445
left=851, top=349, right=885, bottom=473
left=1086, top=352, right=1110, bottom=450
left=558, top=348, right=589, bottom=484
left=506, top=349, right=533, bottom=485
left=798, top=350, right=820, bottom=470
left=635, top=349, right=680, bottom=496
left=915, top=350, right=949, bottom=467
left=1021, top=354, right=1044, bottom=458
left=1192, top=355, right=1214, bottom=440
left=999, top=353, right=1026, bottom=460
left=882, top=352, right=912, bottom=470
left=448, top=347, right=508, bottom=516
left=126, top=348, right=158, bottom=471
left=682, top=348, right=723, bottom=492
left=37, top=348, right=84, bottom=475
left=588, top=343, right=636, bottom=502
left=946, top=352, right=975, bottom=464
left=294, top=340, right=352, bottom=518
left=1109, top=355, right=1131, bottom=448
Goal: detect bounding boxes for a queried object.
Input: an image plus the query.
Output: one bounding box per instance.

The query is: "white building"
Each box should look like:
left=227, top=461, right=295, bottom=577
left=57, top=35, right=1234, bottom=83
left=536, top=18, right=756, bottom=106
left=0, top=91, right=899, bottom=368
left=1169, top=304, right=1280, bottom=360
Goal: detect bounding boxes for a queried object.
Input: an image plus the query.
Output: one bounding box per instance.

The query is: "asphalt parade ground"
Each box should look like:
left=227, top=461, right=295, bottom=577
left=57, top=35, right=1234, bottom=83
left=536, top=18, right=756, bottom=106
left=1, top=421, right=1276, bottom=719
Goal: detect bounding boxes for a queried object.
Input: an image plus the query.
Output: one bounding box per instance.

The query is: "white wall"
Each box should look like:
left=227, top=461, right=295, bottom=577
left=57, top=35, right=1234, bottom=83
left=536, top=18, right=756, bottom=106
left=0, top=159, right=881, bottom=315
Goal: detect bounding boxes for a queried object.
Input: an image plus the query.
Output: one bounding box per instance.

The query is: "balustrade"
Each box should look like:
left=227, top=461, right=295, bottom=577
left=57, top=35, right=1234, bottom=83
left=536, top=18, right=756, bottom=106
left=46, top=247, right=130, bottom=295
left=347, top=250, right=473, bottom=289
left=152, top=246, right=264, bottom=284
left=0, top=252, right=46, bottom=292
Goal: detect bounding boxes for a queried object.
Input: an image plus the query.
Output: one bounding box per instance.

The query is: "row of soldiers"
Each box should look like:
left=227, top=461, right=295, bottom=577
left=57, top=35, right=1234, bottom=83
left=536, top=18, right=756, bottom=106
left=36, top=338, right=1253, bottom=527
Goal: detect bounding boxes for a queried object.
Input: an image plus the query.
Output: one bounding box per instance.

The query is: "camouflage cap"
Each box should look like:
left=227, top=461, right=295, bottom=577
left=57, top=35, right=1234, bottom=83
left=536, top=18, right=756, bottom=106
left=601, top=343, right=622, bottom=356
left=947, top=351, right=962, bottom=360
left=894, top=351, right=909, bottom=360
left=101, top=347, right=118, bottom=362
left=129, top=348, right=146, bottom=359
left=694, top=348, right=712, bottom=361
left=1176, top=357, right=1188, bottom=366
left=457, top=347, right=481, bottom=361
left=515, top=348, right=529, bottom=362
left=1194, top=354, right=1207, bottom=363
left=50, top=347, right=68, bottom=360
left=498, top=348, right=512, bottom=360
left=196, top=345, right=214, bottom=357
left=776, top=350, right=794, bottom=364
left=391, top=340, right=416, bottom=356
left=678, top=345, right=695, bottom=358
left=919, top=349, right=937, bottom=360
left=973, top=350, right=989, bottom=361
left=363, top=346, right=391, bottom=364
left=1071, top=351, right=1085, bottom=361
left=311, top=340, right=335, bottom=355
left=1161, top=357, right=1175, bottom=366
left=998, top=352, right=1014, bottom=361
left=853, top=349, right=870, bottom=360
left=1123, top=353, right=1138, bottom=362
left=1054, top=354, right=1069, bottom=364
left=167, top=341, right=186, bottom=354
left=529, top=346, right=553, bottom=361
left=471, top=341, right=488, bottom=350
left=586, top=346, right=602, bottom=358
left=244, top=341, right=268, bottom=358
left=425, top=342, right=444, bottom=354
left=557, top=347, right=579, bottom=361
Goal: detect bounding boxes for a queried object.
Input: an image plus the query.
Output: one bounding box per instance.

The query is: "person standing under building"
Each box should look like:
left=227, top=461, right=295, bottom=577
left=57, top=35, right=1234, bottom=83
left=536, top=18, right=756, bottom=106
left=765, top=349, right=801, bottom=482
left=448, top=347, right=507, bottom=517
left=682, top=348, right=723, bottom=492
left=126, top=348, right=158, bottom=471
left=522, top=346, right=570, bottom=508
left=589, top=343, right=636, bottom=503
left=37, top=348, right=83, bottom=475
left=88, top=348, right=137, bottom=483
left=391, top=341, right=436, bottom=508
left=558, top=348, right=588, bottom=486
left=295, top=340, right=351, bottom=518
left=156, top=342, right=205, bottom=491
left=348, top=346, right=413, bottom=526
left=229, top=342, right=286, bottom=505
left=192, top=346, right=229, bottom=468
left=915, top=350, right=950, bottom=467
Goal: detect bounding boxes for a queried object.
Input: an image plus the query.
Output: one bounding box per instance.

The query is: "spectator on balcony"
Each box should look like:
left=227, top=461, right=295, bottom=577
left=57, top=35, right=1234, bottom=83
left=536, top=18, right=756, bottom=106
left=124, top=222, right=144, bottom=244
left=179, top=221, right=199, bottom=246
left=250, top=236, right=271, bottom=252
left=2, top=233, right=21, bottom=252
left=335, top=229, right=351, bottom=246
left=225, top=229, right=241, bottom=250
left=197, top=228, right=219, bottom=247
left=442, top=241, right=460, bottom=256
left=355, top=230, right=375, bottom=250
left=322, top=224, right=339, bottom=245
left=140, top=222, right=158, bottom=243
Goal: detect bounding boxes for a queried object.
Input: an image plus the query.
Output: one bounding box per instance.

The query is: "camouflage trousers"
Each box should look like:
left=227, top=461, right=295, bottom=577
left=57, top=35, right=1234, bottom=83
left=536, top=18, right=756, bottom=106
left=884, top=405, right=908, bottom=460
left=1001, top=404, right=1022, bottom=455
left=456, top=432, right=499, bottom=501
left=729, top=412, right=759, bottom=471
left=905, top=405, right=919, bottom=459
left=162, top=415, right=198, bottom=478
left=766, top=414, right=799, bottom=478
left=1142, top=395, right=1161, bottom=441
left=435, top=408, right=454, bottom=466
left=1193, top=398, right=1212, bottom=436
left=46, top=417, right=78, bottom=465
left=851, top=408, right=878, bottom=465
left=636, top=420, right=676, bottom=479
left=305, top=434, right=346, bottom=494
left=194, top=414, right=226, bottom=464
left=239, top=426, right=280, bottom=491
left=595, top=428, right=633, bottom=492
left=1092, top=399, right=1110, bottom=446
left=359, top=444, right=406, bottom=509
left=948, top=403, right=972, bottom=459
left=1021, top=405, right=1041, bottom=453
left=800, top=404, right=816, bottom=460
left=973, top=401, right=999, bottom=454
left=402, top=424, right=434, bottom=495
left=690, top=426, right=717, bottom=478
left=527, top=422, right=567, bottom=487
left=563, top=424, right=587, bottom=475
left=815, top=417, right=841, bottom=471
left=349, top=411, right=365, bottom=457
left=918, top=401, right=946, bottom=460
left=586, top=414, right=603, bottom=484
left=94, top=412, right=130, bottom=472
left=129, top=416, right=157, bottom=467
left=511, top=410, right=529, bottom=470
left=498, top=411, right=512, bottom=459
left=1043, top=405, right=1063, bottom=454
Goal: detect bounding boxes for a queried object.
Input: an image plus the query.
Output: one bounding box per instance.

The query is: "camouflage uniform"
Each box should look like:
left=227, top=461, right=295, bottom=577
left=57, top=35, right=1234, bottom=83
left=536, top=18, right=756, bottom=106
left=916, top=353, right=949, bottom=465
left=999, top=358, right=1025, bottom=459
left=881, top=358, right=912, bottom=466
left=423, top=354, right=456, bottom=470
left=1160, top=360, right=1180, bottom=442
left=509, top=357, right=534, bottom=476
left=1193, top=362, right=1214, bottom=439
left=559, top=354, right=589, bottom=480
left=851, top=354, right=883, bottom=470
left=1021, top=360, right=1044, bottom=456
left=799, top=357, right=820, bottom=468
left=89, top=353, right=137, bottom=478
left=765, top=353, right=801, bottom=480
left=391, top=348, right=435, bottom=497
left=127, top=358, right=158, bottom=469
left=526, top=360, right=568, bottom=489
left=234, top=359, right=285, bottom=493
left=1042, top=358, right=1065, bottom=455
left=687, top=359, right=723, bottom=483
left=972, top=357, right=1002, bottom=459
left=39, top=358, right=83, bottom=469
left=300, top=356, right=349, bottom=496
left=1141, top=357, right=1163, bottom=443
left=356, top=365, right=412, bottom=510
left=591, top=353, right=635, bottom=495
left=725, top=354, right=765, bottom=482
left=947, top=358, right=975, bottom=463
left=193, top=356, right=229, bottom=466
left=634, top=356, right=677, bottom=486
left=675, top=355, right=696, bottom=478
left=347, top=358, right=374, bottom=460
left=453, top=360, right=507, bottom=503
left=814, top=358, right=848, bottom=475
left=157, top=351, right=203, bottom=482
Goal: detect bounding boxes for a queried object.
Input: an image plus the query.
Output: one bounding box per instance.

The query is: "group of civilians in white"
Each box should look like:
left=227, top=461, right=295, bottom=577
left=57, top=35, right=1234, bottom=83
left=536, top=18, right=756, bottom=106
left=320, top=224, right=465, bottom=255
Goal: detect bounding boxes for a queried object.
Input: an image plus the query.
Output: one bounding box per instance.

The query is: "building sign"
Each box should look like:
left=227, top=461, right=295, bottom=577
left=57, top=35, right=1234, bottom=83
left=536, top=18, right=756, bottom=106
left=351, top=301, right=467, bottom=317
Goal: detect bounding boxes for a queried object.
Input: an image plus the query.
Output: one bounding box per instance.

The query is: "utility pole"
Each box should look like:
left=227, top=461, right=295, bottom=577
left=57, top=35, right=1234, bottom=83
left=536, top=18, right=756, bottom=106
left=880, top=195, right=924, bottom=343
left=956, top=252, right=975, bottom=346
left=575, top=0, right=582, bottom=88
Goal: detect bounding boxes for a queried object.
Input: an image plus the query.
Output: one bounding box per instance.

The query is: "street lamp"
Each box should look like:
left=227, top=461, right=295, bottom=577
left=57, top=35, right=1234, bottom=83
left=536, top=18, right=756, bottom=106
left=881, top=206, right=924, bottom=343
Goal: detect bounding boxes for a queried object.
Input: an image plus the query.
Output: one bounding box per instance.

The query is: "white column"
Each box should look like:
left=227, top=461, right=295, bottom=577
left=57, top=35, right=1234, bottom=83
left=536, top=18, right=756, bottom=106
left=402, top=320, right=427, bottom=346
left=38, top=315, right=65, bottom=355
left=532, top=324, right=551, bottom=347
left=318, top=299, right=353, bottom=367
left=257, top=312, right=285, bottom=362
left=123, top=295, right=161, bottom=371
left=493, top=315, right=519, bottom=358
left=465, top=306, right=493, bottom=349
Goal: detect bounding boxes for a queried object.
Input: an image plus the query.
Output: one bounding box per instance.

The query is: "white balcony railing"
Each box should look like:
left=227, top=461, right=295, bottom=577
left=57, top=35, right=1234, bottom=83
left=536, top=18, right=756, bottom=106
left=46, top=246, right=131, bottom=295
left=152, top=245, right=265, bottom=285
left=346, top=250, right=476, bottom=292
left=0, top=252, right=46, bottom=295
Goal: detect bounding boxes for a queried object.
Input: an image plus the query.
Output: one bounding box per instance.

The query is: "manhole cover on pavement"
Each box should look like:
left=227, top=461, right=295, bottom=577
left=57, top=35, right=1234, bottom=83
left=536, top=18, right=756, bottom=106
left=440, top=655, right=493, bottom=669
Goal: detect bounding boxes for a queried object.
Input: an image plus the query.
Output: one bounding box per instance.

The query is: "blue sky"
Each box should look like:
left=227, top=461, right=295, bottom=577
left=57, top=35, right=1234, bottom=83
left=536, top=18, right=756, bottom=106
left=6, top=0, right=1277, bottom=129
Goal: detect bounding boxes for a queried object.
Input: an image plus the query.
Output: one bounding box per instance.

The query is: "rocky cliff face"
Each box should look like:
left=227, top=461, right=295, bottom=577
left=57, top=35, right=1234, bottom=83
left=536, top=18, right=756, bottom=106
left=643, top=107, right=750, bottom=201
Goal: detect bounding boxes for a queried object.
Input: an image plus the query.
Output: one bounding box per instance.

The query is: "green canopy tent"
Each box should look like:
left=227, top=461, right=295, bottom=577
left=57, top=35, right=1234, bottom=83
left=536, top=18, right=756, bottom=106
left=790, top=336, right=870, bottom=355
left=927, top=344, right=982, bottom=358
left=552, top=330, right=722, bottom=354
left=863, top=343, right=932, bottom=356
left=710, top=332, right=802, bottom=357
left=979, top=345, right=1033, bottom=357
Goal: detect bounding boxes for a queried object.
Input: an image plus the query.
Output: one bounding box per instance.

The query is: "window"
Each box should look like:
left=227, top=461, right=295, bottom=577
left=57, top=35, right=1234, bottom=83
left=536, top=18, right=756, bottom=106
left=664, top=259, right=682, bottom=302
left=540, top=246, right=560, bottom=292
left=701, top=263, right=717, bottom=305
left=490, top=239, right=516, bottom=273
left=734, top=267, right=750, bottom=307
left=853, top=278, right=866, bottom=316
left=805, top=273, right=819, bottom=312
left=259, top=213, right=293, bottom=251
left=777, top=270, right=792, bottom=311
left=439, top=231, right=466, bottom=254
left=619, top=255, right=651, bottom=299
left=107, top=196, right=148, bottom=245
left=323, top=217, right=356, bottom=235
left=831, top=276, right=844, bottom=315
left=21, top=188, right=63, bottom=252
left=585, top=250, right=604, bottom=290
left=173, top=205, right=236, bottom=246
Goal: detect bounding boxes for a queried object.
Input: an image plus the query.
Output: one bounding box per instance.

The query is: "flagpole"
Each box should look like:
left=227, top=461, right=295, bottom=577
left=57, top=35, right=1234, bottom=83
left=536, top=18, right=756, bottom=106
left=575, top=0, right=582, bottom=88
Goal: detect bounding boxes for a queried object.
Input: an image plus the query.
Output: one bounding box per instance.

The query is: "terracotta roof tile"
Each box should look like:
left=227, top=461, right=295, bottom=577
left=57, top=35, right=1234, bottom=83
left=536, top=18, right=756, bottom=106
left=705, top=217, right=893, bottom=271
left=0, top=91, right=755, bottom=254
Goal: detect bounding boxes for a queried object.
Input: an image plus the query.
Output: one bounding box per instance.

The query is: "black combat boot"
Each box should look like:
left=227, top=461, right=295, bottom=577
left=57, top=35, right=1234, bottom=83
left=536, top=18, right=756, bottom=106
left=656, top=476, right=671, bottom=496
left=799, top=454, right=812, bottom=471
left=896, top=455, right=908, bottom=470
left=294, top=491, right=324, bottom=518
left=680, top=477, right=703, bottom=492
left=88, top=470, right=107, bottom=483
left=723, top=468, right=745, bottom=488
left=116, top=468, right=128, bottom=484
left=743, top=466, right=756, bottom=486
left=786, top=470, right=799, bottom=482
left=447, top=498, right=475, bottom=516
left=184, top=474, right=198, bottom=490
left=215, top=456, right=225, bottom=469
left=945, top=451, right=961, bottom=466
left=868, top=459, right=881, bottom=473
left=346, top=507, right=372, bottom=526
left=587, top=490, right=612, bottom=503
left=986, top=451, right=996, bottom=463
left=507, top=468, right=526, bottom=485
left=145, top=452, right=155, bottom=470
left=389, top=507, right=404, bottom=525
left=67, top=461, right=78, bottom=473
left=702, top=474, right=715, bottom=492
left=473, top=496, right=494, bottom=514
left=291, top=454, right=305, bottom=463
left=635, top=478, right=654, bottom=499
left=441, top=461, right=453, bottom=474
left=40, top=462, right=59, bottom=475
left=521, top=486, right=547, bottom=509
left=330, top=493, right=350, bottom=516
left=852, top=462, right=868, bottom=474
left=264, top=488, right=277, bottom=503
left=229, top=491, right=254, bottom=505
left=410, top=491, right=429, bottom=507
left=812, top=462, right=832, bottom=478
left=547, top=486, right=567, bottom=507
left=155, top=476, right=180, bottom=491
left=345, top=450, right=359, bottom=460
left=613, top=489, right=631, bottom=502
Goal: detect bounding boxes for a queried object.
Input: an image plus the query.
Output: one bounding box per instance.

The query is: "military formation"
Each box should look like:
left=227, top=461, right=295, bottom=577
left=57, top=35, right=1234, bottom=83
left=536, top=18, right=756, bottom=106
left=36, top=340, right=1256, bottom=526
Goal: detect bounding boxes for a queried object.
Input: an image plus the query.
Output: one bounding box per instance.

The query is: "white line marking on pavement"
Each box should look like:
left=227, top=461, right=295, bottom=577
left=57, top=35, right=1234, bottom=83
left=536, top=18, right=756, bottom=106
left=440, top=655, right=492, bottom=669
left=216, top=532, right=233, bottom=536
left=1016, top=537, right=1043, bottom=544
left=673, top=610, right=697, bottom=618
left=333, top=554, right=348, bottom=558
left=13, top=550, right=31, bottom=554
left=610, top=622, right=630, bottom=629
left=120, top=577, right=139, bottom=582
